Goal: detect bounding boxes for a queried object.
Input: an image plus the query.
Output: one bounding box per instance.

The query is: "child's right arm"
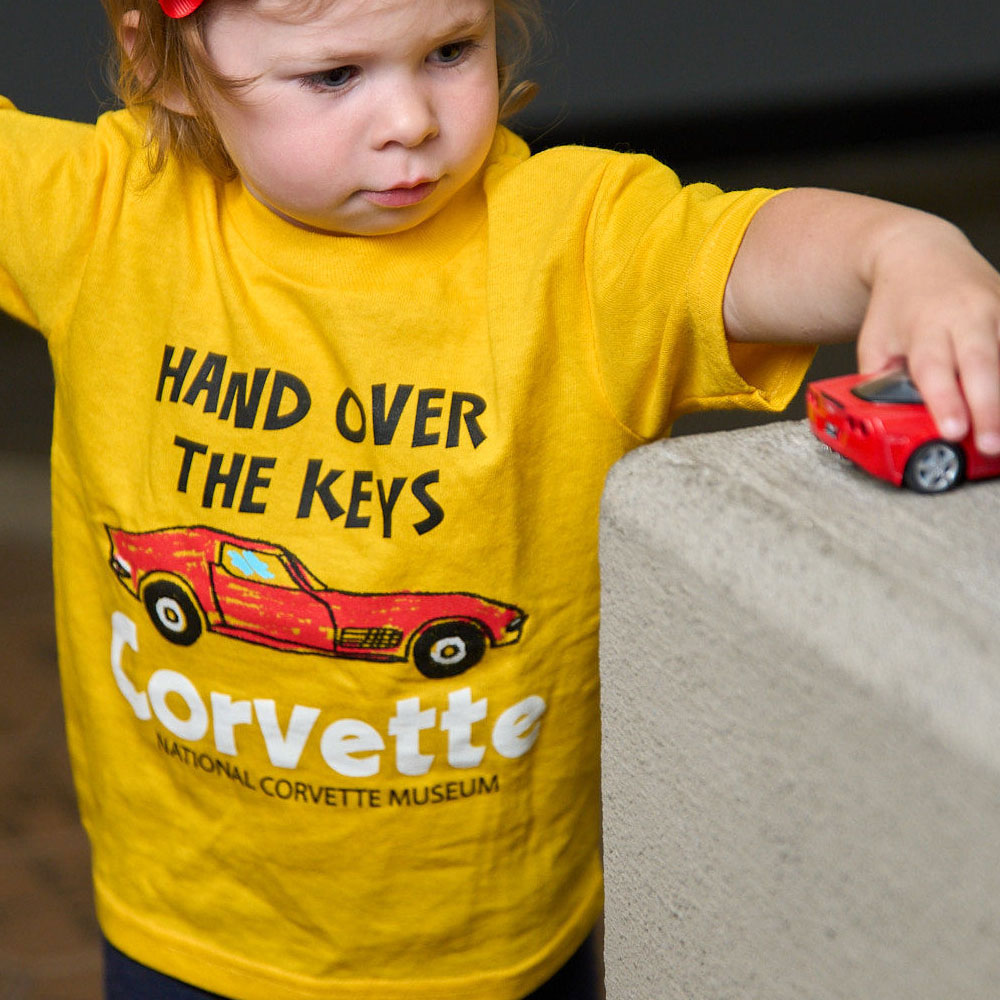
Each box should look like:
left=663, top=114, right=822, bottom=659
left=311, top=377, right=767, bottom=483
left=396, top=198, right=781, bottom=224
left=0, top=98, right=109, bottom=335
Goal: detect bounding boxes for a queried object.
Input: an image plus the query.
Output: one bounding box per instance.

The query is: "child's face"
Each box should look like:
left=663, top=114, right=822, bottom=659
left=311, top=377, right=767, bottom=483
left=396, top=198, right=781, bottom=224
left=200, top=0, right=500, bottom=235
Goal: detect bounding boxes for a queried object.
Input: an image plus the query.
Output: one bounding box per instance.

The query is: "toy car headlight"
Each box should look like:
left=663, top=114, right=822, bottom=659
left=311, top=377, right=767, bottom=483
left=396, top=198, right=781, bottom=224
left=111, top=553, right=133, bottom=579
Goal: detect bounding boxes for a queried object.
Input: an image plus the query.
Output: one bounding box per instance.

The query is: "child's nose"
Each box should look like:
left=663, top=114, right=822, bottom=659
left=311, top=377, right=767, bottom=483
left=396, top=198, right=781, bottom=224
left=372, top=81, right=439, bottom=150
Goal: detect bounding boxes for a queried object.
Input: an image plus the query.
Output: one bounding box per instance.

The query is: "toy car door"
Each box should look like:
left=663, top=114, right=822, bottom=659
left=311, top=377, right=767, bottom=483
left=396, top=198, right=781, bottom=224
left=210, top=542, right=336, bottom=651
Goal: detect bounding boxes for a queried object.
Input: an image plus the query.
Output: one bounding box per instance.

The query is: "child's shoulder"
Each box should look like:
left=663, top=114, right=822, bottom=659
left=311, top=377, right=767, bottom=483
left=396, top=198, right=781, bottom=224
left=0, top=97, right=220, bottom=248
left=0, top=97, right=146, bottom=169
left=485, top=125, right=682, bottom=207
left=491, top=125, right=644, bottom=175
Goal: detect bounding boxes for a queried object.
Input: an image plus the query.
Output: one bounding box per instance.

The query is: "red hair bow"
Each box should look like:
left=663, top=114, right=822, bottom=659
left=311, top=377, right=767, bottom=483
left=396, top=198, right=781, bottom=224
left=158, top=0, right=205, bottom=16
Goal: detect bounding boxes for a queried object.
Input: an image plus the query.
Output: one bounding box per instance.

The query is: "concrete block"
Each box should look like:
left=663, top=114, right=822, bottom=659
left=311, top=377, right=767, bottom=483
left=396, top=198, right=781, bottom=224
left=599, top=419, right=1000, bottom=1000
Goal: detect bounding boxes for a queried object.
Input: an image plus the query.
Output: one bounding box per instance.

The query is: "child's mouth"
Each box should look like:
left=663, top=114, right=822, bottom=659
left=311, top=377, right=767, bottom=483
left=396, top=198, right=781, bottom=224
left=363, top=181, right=438, bottom=208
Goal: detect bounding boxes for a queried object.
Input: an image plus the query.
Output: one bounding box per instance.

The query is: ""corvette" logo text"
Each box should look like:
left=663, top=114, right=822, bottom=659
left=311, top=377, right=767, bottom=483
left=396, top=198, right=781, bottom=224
left=111, top=612, right=545, bottom=778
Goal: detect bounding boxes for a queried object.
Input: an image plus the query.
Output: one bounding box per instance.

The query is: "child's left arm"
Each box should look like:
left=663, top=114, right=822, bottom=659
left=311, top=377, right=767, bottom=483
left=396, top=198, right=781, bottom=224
left=723, top=187, right=1000, bottom=455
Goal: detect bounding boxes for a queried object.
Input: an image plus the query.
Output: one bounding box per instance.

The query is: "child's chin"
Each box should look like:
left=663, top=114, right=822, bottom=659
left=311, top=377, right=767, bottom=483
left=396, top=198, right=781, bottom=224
left=345, top=206, right=446, bottom=238
left=274, top=204, right=442, bottom=237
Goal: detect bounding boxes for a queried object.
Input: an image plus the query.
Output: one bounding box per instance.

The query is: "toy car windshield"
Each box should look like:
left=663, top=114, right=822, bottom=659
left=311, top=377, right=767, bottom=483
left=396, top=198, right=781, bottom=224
left=850, top=369, right=923, bottom=404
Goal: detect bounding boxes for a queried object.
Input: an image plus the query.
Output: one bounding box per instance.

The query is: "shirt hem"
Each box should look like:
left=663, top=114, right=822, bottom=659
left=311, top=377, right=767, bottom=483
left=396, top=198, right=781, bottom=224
left=95, top=874, right=604, bottom=1000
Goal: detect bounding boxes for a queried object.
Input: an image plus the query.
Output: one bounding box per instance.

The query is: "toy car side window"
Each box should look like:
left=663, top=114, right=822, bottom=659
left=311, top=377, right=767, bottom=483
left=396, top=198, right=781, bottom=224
left=220, top=544, right=296, bottom=588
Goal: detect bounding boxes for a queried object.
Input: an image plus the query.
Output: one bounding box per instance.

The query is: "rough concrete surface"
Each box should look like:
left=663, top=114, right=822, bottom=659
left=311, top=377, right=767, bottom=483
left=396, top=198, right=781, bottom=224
left=599, top=419, right=1000, bottom=1000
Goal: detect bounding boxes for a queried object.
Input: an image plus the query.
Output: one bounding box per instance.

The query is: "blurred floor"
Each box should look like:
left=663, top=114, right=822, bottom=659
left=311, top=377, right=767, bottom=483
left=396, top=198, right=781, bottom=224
left=1, top=128, right=998, bottom=999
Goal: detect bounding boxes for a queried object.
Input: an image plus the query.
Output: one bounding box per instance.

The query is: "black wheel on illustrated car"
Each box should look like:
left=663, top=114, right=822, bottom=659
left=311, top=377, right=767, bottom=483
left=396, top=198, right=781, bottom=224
left=412, top=622, right=486, bottom=678
left=142, top=580, right=203, bottom=645
left=903, top=440, right=966, bottom=494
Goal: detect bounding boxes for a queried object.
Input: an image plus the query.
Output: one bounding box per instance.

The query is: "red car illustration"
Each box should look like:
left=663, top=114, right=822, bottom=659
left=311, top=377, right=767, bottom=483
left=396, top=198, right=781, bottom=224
left=807, top=368, right=1000, bottom=493
left=107, top=525, right=526, bottom=678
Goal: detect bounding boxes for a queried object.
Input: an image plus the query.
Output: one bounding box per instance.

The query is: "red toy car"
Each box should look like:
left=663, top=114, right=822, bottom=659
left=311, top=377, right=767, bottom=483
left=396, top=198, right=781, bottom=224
left=107, top=524, right=526, bottom=678
left=806, top=369, right=1000, bottom=493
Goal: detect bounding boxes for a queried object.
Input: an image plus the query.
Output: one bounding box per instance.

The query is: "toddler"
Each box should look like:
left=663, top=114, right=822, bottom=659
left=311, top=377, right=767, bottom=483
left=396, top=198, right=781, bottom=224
left=2, top=0, right=999, bottom=998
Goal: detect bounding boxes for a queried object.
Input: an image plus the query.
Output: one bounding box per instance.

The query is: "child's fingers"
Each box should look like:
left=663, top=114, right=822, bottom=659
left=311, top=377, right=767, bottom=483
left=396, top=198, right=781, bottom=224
left=855, top=335, right=901, bottom=376
left=954, top=329, right=1000, bottom=454
left=907, top=326, right=1000, bottom=453
left=859, top=269, right=1000, bottom=454
left=855, top=296, right=906, bottom=375
left=906, top=340, right=968, bottom=442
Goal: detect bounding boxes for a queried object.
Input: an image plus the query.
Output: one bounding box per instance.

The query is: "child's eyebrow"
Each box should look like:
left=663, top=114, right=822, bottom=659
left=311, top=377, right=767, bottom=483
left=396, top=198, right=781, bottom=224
left=301, top=12, right=492, bottom=65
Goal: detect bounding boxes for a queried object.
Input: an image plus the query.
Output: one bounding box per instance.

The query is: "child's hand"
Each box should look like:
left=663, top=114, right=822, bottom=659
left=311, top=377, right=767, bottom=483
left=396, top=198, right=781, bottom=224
left=725, top=188, right=1000, bottom=454
left=857, top=215, right=1000, bottom=455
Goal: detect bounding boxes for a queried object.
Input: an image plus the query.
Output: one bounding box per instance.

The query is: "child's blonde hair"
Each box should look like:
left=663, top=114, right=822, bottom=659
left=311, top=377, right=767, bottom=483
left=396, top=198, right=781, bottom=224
left=102, top=0, right=543, bottom=179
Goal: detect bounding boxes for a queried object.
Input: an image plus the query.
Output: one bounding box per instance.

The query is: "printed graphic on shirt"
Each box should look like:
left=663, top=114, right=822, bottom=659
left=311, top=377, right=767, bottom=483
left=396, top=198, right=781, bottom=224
left=158, top=344, right=491, bottom=537
left=106, top=524, right=527, bottom=679
left=110, top=608, right=547, bottom=794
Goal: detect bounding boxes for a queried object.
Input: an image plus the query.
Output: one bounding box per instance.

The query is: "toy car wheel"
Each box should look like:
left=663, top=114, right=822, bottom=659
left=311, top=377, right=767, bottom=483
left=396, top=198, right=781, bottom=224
left=412, top=622, right=486, bottom=679
left=903, top=441, right=966, bottom=494
left=142, top=580, right=203, bottom=646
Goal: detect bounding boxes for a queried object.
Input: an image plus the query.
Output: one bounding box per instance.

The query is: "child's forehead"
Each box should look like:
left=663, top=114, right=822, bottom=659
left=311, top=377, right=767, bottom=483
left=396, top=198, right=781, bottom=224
left=250, top=0, right=341, bottom=20
left=204, top=0, right=498, bottom=70
left=244, top=0, right=494, bottom=25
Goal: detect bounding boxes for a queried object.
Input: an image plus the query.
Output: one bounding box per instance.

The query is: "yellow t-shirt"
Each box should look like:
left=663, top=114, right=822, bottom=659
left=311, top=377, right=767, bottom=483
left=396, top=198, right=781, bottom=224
left=0, top=99, right=813, bottom=999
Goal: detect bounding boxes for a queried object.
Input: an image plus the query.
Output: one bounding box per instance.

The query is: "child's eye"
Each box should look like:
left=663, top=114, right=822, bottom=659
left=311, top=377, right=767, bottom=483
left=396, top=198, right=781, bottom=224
left=301, top=65, right=359, bottom=92
left=430, top=40, right=477, bottom=65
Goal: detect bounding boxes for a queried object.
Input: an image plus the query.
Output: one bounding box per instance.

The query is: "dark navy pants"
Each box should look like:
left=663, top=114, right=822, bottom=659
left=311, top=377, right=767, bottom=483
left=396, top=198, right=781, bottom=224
left=103, top=931, right=602, bottom=999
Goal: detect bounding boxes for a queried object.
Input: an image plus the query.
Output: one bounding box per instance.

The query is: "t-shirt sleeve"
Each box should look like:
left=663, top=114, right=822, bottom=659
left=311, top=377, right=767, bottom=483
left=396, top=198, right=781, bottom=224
left=0, top=98, right=112, bottom=336
left=584, top=153, right=815, bottom=440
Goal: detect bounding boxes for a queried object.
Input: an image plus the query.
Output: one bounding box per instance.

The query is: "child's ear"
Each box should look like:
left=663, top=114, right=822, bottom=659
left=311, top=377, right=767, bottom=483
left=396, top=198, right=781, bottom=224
left=120, top=8, right=197, bottom=116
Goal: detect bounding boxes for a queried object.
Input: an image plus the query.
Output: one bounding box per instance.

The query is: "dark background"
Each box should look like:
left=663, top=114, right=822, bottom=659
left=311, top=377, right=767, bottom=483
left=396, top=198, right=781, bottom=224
left=3, top=0, right=1000, bottom=451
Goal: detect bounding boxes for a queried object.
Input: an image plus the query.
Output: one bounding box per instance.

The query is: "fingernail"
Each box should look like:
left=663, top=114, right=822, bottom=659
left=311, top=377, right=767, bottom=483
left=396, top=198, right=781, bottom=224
left=939, top=418, right=966, bottom=440
left=977, top=432, right=1000, bottom=455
